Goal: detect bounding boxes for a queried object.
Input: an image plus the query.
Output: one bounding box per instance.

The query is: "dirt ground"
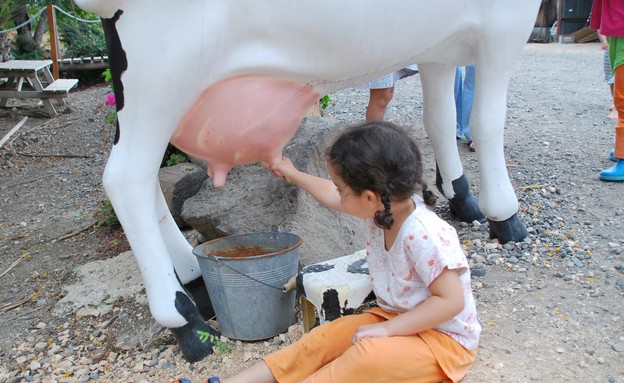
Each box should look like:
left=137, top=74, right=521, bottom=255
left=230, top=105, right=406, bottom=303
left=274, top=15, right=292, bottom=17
left=0, top=42, right=623, bottom=382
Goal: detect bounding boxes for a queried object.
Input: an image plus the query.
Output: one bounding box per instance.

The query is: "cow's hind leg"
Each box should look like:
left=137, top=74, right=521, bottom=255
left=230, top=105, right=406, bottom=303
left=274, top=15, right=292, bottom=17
left=103, top=136, right=217, bottom=362
left=155, top=188, right=215, bottom=321
left=471, top=61, right=528, bottom=242
left=419, top=63, right=485, bottom=223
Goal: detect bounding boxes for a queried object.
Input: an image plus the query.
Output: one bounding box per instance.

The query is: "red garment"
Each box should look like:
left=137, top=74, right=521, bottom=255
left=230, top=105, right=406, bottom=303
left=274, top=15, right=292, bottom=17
left=590, top=0, right=624, bottom=37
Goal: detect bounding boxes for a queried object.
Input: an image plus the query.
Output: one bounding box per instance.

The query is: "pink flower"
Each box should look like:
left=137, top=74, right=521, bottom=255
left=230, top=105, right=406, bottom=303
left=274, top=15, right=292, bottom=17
left=105, top=93, right=116, bottom=106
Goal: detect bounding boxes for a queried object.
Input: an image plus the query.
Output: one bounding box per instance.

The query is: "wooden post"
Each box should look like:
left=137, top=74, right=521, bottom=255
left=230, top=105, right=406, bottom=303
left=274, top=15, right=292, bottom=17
left=556, top=0, right=562, bottom=37
left=47, top=4, right=59, bottom=80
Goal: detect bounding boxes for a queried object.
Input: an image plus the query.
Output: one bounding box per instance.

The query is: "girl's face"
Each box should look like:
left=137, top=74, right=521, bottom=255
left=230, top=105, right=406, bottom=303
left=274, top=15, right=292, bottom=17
left=328, top=162, right=381, bottom=220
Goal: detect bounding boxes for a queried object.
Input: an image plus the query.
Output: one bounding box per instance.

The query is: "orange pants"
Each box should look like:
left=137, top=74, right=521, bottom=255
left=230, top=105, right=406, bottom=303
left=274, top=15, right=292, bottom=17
left=263, top=308, right=476, bottom=383
left=614, top=65, right=624, bottom=159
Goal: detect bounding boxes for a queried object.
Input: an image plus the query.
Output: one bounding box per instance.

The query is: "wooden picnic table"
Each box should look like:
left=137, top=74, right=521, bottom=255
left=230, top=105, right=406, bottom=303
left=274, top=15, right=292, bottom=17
left=0, top=59, right=78, bottom=117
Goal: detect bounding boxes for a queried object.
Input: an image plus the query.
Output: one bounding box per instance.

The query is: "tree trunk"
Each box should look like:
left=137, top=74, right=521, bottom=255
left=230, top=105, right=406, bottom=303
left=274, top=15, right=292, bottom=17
left=0, top=33, right=10, bottom=62
left=12, top=6, right=32, bottom=39
left=33, top=11, right=48, bottom=47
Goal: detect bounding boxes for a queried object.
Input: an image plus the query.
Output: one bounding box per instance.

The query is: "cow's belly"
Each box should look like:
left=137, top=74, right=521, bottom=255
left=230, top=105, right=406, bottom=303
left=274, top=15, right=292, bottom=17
left=171, top=75, right=319, bottom=188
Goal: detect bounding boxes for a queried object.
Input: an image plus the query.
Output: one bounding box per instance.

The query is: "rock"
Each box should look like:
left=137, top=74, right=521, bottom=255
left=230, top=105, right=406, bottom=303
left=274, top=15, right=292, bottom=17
left=180, top=117, right=363, bottom=265
left=54, top=251, right=145, bottom=316
left=159, top=163, right=208, bottom=228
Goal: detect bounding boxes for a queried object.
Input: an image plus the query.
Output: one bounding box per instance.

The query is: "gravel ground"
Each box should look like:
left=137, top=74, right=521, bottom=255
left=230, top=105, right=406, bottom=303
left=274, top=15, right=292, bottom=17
left=1, top=42, right=623, bottom=382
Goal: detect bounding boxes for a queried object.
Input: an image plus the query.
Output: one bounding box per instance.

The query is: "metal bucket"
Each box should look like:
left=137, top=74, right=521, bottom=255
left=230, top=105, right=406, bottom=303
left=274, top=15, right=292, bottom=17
left=193, top=231, right=302, bottom=340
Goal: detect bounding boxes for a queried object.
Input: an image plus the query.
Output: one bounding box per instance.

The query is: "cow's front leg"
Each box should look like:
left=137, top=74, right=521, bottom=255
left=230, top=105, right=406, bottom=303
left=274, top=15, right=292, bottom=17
left=103, top=137, right=217, bottom=362
left=470, top=59, right=527, bottom=242
left=419, top=63, right=484, bottom=223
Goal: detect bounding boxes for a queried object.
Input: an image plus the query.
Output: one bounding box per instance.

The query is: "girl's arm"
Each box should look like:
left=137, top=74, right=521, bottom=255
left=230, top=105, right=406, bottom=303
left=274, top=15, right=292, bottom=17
left=352, top=267, right=465, bottom=341
left=269, top=156, right=346, bottom=212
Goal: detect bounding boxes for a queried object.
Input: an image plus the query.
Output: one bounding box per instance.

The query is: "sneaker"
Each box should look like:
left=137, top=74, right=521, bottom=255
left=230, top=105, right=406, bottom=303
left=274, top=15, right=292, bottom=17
left=172, top=378, right=220, bottom=383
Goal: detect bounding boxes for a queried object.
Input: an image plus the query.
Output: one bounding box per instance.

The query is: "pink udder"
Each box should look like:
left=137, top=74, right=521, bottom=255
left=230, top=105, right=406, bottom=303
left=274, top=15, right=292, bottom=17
left=171, top=76, right=320, bottom=188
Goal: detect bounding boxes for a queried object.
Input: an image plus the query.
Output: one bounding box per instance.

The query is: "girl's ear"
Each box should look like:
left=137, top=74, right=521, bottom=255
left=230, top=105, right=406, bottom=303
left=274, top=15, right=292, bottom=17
left=363, top=190, right=382, bottom=209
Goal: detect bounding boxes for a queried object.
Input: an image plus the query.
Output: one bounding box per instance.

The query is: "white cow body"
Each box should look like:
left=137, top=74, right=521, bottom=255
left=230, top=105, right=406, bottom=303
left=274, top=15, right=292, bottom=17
left=74, top=0, right=541, bottom=362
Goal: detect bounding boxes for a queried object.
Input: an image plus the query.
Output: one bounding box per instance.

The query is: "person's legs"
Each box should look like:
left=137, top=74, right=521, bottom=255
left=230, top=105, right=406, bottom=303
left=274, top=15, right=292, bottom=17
left=224, top=312, right=385, bottom=383
left=461, top=65, right=475, bottom=145
left=301, top=328, right=478, bottom=383
left=604, top=51, right=618, bottom=119
left=302, top=334, right=447, bottom=383
left=454, top=67, right=464, bottom=140
left=612, top=65, right=624, bottom=159
left=366, top=87, right=395, bottom=121
left=600, top=64, right=624, bottom=181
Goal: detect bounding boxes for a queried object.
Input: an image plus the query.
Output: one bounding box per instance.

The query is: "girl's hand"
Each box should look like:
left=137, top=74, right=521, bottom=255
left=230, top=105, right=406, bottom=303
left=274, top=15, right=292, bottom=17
left=352, top=322, right=390, bottom=343
left=268, top=156, right=298, bottom=183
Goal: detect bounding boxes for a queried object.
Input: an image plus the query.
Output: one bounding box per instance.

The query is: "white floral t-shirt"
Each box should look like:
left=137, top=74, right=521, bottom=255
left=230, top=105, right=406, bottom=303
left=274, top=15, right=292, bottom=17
left=365, top=195, right=481, bottom=350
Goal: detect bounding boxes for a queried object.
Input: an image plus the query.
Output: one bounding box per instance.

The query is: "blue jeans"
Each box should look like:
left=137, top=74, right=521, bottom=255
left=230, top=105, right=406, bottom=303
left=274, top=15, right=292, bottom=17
left=454, top=65, right=475, bottom=142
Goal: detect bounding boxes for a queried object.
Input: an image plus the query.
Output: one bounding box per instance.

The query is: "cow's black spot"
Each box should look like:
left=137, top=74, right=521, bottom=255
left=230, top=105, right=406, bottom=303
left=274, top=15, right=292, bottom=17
left=101, top=10, right=127, bottom=145
left=321, top=289, right=341, bottom=321
left=301, top=264, right=335, bottom=274
left=347, top=258, right=369, bottom=275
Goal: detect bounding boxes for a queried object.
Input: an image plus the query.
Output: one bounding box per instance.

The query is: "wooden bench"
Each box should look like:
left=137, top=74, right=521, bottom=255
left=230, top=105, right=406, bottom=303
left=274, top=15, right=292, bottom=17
left=0, top=79, right=78, bottom=96
left=0, top=60, right=79, bottom=117
left=43, top=78, right=79, bottom=95
left=58, top=56, right=109, bottom=71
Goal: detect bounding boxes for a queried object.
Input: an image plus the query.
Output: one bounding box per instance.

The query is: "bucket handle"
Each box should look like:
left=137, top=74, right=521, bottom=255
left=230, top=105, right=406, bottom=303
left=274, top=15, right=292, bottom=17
left=208, top=255, right=290, bottom=292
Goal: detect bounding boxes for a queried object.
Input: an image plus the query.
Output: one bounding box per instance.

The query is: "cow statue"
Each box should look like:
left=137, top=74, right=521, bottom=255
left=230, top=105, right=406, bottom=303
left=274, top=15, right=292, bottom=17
left=73, top=0, right=541, bottom=362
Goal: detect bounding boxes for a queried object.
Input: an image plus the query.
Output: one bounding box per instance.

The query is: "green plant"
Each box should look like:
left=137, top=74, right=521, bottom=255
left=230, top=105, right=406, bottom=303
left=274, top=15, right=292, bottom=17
left=162, top=144, right=189, bottom=167
left=11, top=34, right=43, bottom=60
left=101, top=69, right=118, bottom=126
left=104, top=107, right=117, bottom=126
left=196, top=330, right=231, bottom=354
left=164, top=152, right=189, bottom=167
left=59, top=21, right=106, bottom=58
left=95, top=199, right=120, bottom=227
left=103, top=68, right=113, bottom=84
left=319, top=95, right=331, bottom=110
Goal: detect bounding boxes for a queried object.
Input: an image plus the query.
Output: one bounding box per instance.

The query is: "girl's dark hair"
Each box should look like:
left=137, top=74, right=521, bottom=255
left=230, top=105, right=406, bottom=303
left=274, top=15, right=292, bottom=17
left=327, top=121, right=436, bottom=230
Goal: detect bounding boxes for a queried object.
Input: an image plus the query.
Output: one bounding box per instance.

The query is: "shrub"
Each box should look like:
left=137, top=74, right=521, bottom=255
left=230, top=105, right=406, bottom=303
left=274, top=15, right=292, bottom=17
left=11, top=34, right=43, bottom=60
left=59, top=21, right=106, bottom=58
left=95, top=199, right=120, bottom=227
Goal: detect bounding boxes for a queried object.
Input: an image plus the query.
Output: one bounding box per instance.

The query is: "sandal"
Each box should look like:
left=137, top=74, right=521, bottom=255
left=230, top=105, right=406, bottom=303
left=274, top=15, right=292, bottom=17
left=172, top=378, right=220, bottom=383
left=467, top=140, right=476, bottom=152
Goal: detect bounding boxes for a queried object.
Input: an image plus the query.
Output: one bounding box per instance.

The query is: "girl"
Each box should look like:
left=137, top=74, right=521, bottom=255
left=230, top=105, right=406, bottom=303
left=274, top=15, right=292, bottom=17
left=591, top=0, right=624, bottom=181
left=187, top=121, right=481, bottom=383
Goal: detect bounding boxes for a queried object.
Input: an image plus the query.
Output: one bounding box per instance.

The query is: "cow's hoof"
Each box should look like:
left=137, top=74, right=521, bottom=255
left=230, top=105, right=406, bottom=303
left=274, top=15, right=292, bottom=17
left=448, top=192, right=485, bottom=223
left=171, top=292, right=220, bottom=363
left=488, top=213, right=528, bottom=243
left=184, top=276, right=216, bottom=321
left=170, top=320, right=219, bottom=363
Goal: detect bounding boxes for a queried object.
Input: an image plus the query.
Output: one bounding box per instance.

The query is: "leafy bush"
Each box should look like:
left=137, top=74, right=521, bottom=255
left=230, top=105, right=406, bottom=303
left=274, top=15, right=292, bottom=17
left=11, top=34, right=43, bottom=60
left=162, top=144, right=190, bottom=167
left=95, top=199, right=120, bottom=227
left=59, top=21, right=106, bottom=58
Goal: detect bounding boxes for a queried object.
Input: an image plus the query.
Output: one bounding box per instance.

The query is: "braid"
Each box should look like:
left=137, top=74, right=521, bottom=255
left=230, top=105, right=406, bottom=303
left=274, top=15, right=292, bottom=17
left=421, top=182, right=437, bottom=206
left=374, top=191, right=394, bottom=230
